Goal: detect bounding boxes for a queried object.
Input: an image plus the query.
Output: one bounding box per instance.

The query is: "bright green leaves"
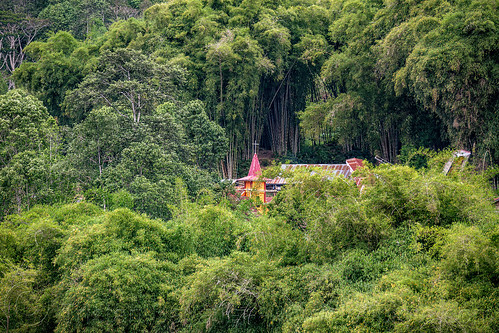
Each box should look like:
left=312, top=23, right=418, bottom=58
left=1, top=159, right=498, bottom=332
left=0, top=90, right=69, bottom=217
left=298, top=100, right=332, bottom=143
left=180, top=205, right=245, bottom=258
left=56, top=208, right=182, bottom=271
left=0, top=266, right=44, bottom=332
left=0, top=151, right=51, bottom=215
left=99, top=18, right=147, bottom=51
left=140, top=0, right=336, bottom=174
left=69, top=106, right=124, bottom=179
left=38, top=0, right=143, bottom=39
left=65, top=99, right=227, bottom=219
left=267, top=168, right=388, bottom=260
left=389, top=0, right=498, bottom=151
left=360, top=163, right=497, bottom=228
left=179, top=100, right=228, bottom=170
left=0, top=89, right=56, bottom=167
left=57, top=252, right=176, bottom=333
left=253, top=14, right=291, bottom=73
left=13, top=31, right=86, bottom=123
left=295, top=33, right=328, bottom=67
left=375, top=16, right=440, bottom=91
left=249, top=216, right=309, bottom=265
left=440, top=225, right=498, bottom=281
left=312, top=0, right=499, bottom=162
left=328, top=0, right=378, bottom=48
left=180, top=252, right=272, bottom=331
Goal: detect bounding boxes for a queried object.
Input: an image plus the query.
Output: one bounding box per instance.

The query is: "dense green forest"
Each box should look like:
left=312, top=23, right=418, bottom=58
left=1, top=0, right=498, bottom=332
left=1, top=162, right=498, bottom=332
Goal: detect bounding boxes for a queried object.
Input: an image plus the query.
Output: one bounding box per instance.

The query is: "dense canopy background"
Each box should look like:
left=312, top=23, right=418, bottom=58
left=0, top=0, right=498, bottom=332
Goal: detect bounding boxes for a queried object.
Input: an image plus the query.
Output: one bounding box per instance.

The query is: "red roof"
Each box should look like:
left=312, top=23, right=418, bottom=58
left=237, top=153, right=264, bottom=181
left=236, top=156, right=365, bottom=185
left=346, top=158, right=364, bottom=172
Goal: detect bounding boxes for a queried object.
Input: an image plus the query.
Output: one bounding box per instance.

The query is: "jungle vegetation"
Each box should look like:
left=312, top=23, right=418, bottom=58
left=0, top=0, right=498, bottom=331
left=1, top=161, right=498, bottom=332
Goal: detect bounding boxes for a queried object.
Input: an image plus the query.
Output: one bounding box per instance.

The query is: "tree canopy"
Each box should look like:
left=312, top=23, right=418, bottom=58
left=0, top=0, right=498, bottom=331
left=0, top=157, right=497, bottom=332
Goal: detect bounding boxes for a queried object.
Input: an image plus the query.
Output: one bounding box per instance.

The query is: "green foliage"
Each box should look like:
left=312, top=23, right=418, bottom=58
left=358, top=164, right=497, bottom=228
left=0, top=265, right=45, bottom=332
left=1, top=160, right=498, bottom=332
left=440, top=224, right=498, bottom=282
left=178, top=100, right=228, bottom=170
left=181, top=205, right=250, bottom=258
left=394, top=300, right=484, bottom=333
left=393, top=0, right=498, bottom=151
left=64, top=97, right=225, bottom=219
left=38, top=0, right=146, bottom=39
left=249, top=215, right=309, bottom=265
left=64, top=48, right=187, bottom=122
left=13, top=31, right=86, bottom=123
left=268, top=168, right=391, bottom=261
left=68, top=106, right=128, bottom=180
left=56, top=208, right=192, bottom=270
left=109, top=189, right=134, bottom=210
left=298, top=100, right=333, bottom=143
left=1, top=0, right=499, bottom=331
left=179, top=252, right=272, bottom=332
left=0, top=89, right=57, bottom=167
left=57, top=252, right=177, bottom=332
left=0, top=90, right=74, bottom=217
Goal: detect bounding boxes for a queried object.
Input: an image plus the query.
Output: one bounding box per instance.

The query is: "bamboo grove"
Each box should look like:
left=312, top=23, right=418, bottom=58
left=2, top=0, right=497, bottom=177
left=0, top=0, right=498, bottom=331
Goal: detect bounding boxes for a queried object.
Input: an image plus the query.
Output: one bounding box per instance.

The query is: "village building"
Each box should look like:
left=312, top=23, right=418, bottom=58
left=235, top=153, right=268, bottom=203
left=235, top=154, right=364, bottom=203
left=235, top=150, right=499, bottom=210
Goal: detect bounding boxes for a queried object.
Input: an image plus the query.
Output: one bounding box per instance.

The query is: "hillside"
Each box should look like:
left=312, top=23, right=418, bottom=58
left=1, top=160, right=498, bottom=332
left=0, top=0, right=498, bottom=331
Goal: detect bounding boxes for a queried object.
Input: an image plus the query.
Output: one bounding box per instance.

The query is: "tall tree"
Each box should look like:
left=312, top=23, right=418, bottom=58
left=64, top=48, right=187, bottom=123
left=394, top=0, right=499, bottom=156
left=0, top=89, right=57, bottom=168
left=38, top=0, right=143, bottom=39
left=0, top=11, right=49, bottom=89
left=13, top=31, right=86, bottom=123
left=0, top=90, right=73, bottom=217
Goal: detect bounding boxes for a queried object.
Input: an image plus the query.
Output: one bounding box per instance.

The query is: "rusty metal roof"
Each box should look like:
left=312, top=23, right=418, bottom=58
left=266, top=164, right=354, bottom=184
left=346, top=158, right=364, bottom=172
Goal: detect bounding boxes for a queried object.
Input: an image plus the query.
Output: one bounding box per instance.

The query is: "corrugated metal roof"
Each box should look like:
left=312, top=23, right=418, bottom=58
left=266, top=164, right=353, bottom=184
left=346, top=158, right=364, bottom=172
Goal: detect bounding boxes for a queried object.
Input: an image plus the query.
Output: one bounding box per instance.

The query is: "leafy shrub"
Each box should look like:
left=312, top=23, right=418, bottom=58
left=179, top=252, right=273, bottom=332
left=56, top=253, right=177, bottom=332
left=179, top=205, right=250, bottom=258
left=440, top=225, right=498, bottom=282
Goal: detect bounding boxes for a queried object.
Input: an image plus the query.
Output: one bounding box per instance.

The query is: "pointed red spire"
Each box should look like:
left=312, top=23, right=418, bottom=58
left=247, top=153, right=262, bottom=177
left=236, top=153, right=266, bottom=181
